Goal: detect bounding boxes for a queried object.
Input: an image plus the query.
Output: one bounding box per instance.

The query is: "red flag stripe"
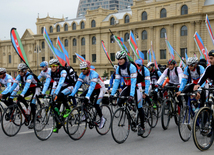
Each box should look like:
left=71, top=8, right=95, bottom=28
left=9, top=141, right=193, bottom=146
left=12, top=30, right=25, bottom=61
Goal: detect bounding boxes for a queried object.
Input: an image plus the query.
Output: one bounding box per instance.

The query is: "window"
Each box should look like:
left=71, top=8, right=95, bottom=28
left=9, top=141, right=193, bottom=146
left=72, top=23, right=76, bottom=30
left=42, top=41, right=45, bottom=49
left=124, top=33, right=129, bottom=42
left=160, top=8, right=167, bottom=18
left=142, top=30, right=147, bottom=40
left=57, top=25, right=60, bottom=32
left=64, top=39, right=68, bottom=47
left=124, top=15, right=129, bottom=23
left=50, top=56, right=53, bottom=60
left=81, top=37, right=85, bottom=45
left=180, top=48, right=187, bottom=58
left=73, top=55, right=76, bottom=63
left=81, top=22, right=85, bottom=29
left=142, top=51, right=147, bottom=60
left=181, top=25, right=187, bottom=36
left=181, top=5, right=188, bottom=15
left=50, top=26, right=53, bottom=33
left=92, top=36, right=96, bottom=45
left=110, top=17, right=115, bottom=25
left=160, top=49, right=166, bottom=59
left=64, top=24, right=68, bottom=31
left=160, top=28, right=166, bottom=38
left=92, top=54, right=96, bottom=62
left=142, top=11, right=147, bottom=21
left=42, top=57, right=45, bottom=61
left=73, top=38, right=77, bottom=46
left=91, top=20, right=96, bottom=28
left=9, top=55, right=11, bottom=63
left=110, top=53, right=115, bottom=61
left=110, top=34, right=115, bottom=43
left=41, top=27, right=44, bottom=34
left=81, top=55, right=85, bottom=59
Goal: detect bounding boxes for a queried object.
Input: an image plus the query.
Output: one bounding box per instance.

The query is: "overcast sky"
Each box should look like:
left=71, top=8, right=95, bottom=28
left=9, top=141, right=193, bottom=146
left=0, top=0, right=79, bottom=40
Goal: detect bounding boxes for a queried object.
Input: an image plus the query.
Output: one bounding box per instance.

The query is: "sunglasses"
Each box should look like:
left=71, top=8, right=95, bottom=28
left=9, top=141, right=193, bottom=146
left=188, top=64, right=195, bottom=67
left=81, top=67, right=88, bottom=71
left=147, top=66, right=152, bottom=69
left=50, top=64, right=59, bottom=68
left=41, top=66, right=45, bottom=68
left=0, top=73, right=3, bottom=75
left=18, top=70, right=25, bottom=73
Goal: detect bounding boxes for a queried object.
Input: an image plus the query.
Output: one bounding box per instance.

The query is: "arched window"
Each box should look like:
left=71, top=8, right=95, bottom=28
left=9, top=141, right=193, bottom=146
left=64, top=24, right=68, bottom=31
left=142, top=30, right=147, bottom=40
left=72, top=23, right=76, bottom=30
left=41, top=27, right=44, bottom=34
left=81, top=22, right=85, bottom=29
left=142, top=11, right=147, bottom=21
left=160, top=8, right=167, bottom=18
left=42, top=41, right=45, bottom=49
left=181, top=25, right=188, bottom=36
left=110, top=17, right=115, bottom=25
left=124, top=15, right=129, bottom=23
left=124, top=33, right=129, bottom=42
left=181, top=5, right=188, bottom=15
left=92, top=36, right=96, bottom=45
left=64, top=39, right=68, bottom=47
left=160, top=28, right=166, bottom=38
left=110, top=34, right=115, bottom=43
left=49, top=26, right=53, bottom=33
left=73, top=38, right=77, bottom=46
left=57, top=25, right=60, bottom=32
left=91, top=20, right=96, bottom=28
left=81, top=37, right=85, bottom=46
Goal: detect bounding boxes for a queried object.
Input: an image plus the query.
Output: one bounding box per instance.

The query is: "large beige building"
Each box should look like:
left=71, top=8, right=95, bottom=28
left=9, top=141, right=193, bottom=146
left=0, top=0, right=214, bottom=78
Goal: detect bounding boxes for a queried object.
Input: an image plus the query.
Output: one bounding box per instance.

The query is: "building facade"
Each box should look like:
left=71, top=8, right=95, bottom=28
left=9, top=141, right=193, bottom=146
left=77, top=0, right=133, bottom=17
left=0, top=0, right=214, bottom=78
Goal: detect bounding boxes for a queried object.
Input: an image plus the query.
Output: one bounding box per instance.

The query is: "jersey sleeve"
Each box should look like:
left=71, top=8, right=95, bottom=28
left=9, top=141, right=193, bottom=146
left=144, top=67, right=150, bottom=95
left=179, top=66, right=188, bottom=92
left=111, top=67, right=121, bottom=96
left=157, top=68, right=167, bottom=85
left=9, top=75, right=21, bottom=93
left=1, top=75, right=13, bottom=95
left=21, top=75, right=34, bottom=96
left=54, top=70, right=67, bottom=95
left=85, top=71, right=99, bottom=99
left=129, top=64, right=137, bottom=97
left=70, top=73, right=84, bottom=96
left=177, top=67, right=184, bottom=84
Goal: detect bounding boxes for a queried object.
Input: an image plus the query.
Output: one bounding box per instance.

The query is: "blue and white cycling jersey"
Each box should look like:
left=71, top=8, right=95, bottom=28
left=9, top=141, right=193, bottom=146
left=0, top=73, right=19, bottom=95
left=38, top=68, right=52, bottom=94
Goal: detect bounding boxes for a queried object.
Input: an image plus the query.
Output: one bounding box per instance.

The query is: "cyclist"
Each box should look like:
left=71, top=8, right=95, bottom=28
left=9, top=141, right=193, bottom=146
left=176, top=57, right=205, bottom=109
left=109, top=50, right=148, bottom=136
left=157, top=59, right=184, bottom=107
left=38, top=61, right=53, bottom=95
left=147, top=62, right=162, bottom=108
left=69, top=60, right=106, bottom=129
left=7, top=63, right=41, bottom=129
left=49, top=59, right=78, bottom=133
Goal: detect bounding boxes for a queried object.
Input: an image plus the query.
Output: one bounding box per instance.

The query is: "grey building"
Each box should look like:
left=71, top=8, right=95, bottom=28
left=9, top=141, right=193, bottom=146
left=77, top=0, right=133, bottom=17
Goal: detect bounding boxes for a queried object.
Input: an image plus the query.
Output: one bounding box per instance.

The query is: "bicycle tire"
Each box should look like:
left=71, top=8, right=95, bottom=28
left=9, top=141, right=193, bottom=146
left=192, top=107, right=214, bottom=151
left=67, top=106, right=87, bottom=140
left=111, top=107, right=130, bottom=144
left=161, top=100, right=171, bottom=130
left=0, top=103, right=4, bottom=121
left=34, top=106, right=53, bottom=141
left=96, top=105, right=112, bottom=135
left=141, top=107, right=152, bottom=138
left=1, top=105, right=22, bottom=137
left=174, top=103, right=180, bottom=126
left=157, top=98, right=162, bottom=118
left=178, top=106, right=192, bottom=142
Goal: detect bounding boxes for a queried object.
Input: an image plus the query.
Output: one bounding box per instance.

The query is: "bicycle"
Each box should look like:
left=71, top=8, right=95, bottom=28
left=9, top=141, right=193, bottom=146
left=178, top=92, right=198, bottom=142
left=0, top=98, right=7, bottom=121
left=66, top=96, right=112, bottom=140
left=161, top=85, right=181, bottom=130
left=192, top=87, right=214, bottom=151
left=111, top=96, right=152, bottom=144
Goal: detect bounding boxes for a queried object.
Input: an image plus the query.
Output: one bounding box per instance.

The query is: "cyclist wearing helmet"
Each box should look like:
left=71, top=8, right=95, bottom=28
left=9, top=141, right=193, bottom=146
left=38, top=61, right=52, bottom=95
left=48, top=59, right=77, bottom=133
left=69, top=60, right=106, bottom=129
left=8, top=63, right=41, bottom=129
left=107, top=65, right=125, bottom=93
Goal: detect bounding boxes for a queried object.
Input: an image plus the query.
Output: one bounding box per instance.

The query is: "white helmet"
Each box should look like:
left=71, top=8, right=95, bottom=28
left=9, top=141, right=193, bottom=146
left=0, top=68, right=6, bottom=74
left=115, top=50, right=127, bottom=60
left=17, top=63, right=28, bottom=71
left=49, top=59, right=59, bottom=65
left=80, top=61, right=90, bottom=69
left=147, top=62, right=155, bottom=67
left=186, top=57, right=198, bottom=66
left=114, top=65, right=118, bottom=70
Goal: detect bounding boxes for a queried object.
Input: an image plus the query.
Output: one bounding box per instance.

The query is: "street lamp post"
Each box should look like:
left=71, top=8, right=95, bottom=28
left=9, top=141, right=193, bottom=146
left=34, top=45, right=41, bottom=75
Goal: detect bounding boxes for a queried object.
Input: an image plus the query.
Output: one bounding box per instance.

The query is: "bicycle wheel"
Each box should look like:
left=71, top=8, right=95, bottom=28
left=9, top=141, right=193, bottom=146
left=178, top=106, right=193, bottom=142
left=141, top=107, right=152, bottom=138
left=156, top=98, right=162, bottom=118
left=161, top=100, right=171, bottom=130
left=34, top=106, right=53, bottom=141
left=174, top=103, right=180, bottom=126
left=192, top=107, right=214, bottom=151
left=1, top=105, right=22, bottom=137
left=0, top=103, right=4, bottom=121
left=111, top=107, right=130, bottom=144
left=67, top=106, right=87, bottom=140
left=96, top=105, right=112, bottom=135
left=150, top=106, right=158, bottom=128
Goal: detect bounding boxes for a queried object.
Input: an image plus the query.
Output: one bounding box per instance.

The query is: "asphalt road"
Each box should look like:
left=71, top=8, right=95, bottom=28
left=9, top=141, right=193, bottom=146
left=0, top=116, right=213, bottom=155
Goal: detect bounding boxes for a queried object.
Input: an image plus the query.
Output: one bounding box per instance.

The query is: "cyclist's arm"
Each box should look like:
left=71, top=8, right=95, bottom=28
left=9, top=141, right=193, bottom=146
left=199, top=65, right=206, bottom=87
left=179, top=66, right=188, bottom=92
left=108, top=74, right=114, bottom=90
left=130, top=64, right=137, bottom=97
left=157, top=68, right=167, bottom=86
left=53, top=70, right=67, bottom=95
left=85, top=72, right=99, bottom=99
left=157, top=70, right=164, bottom=85
left=1, top=76, right=13, bottom=95
left=198, top=66, right=209, bottom=86
left=144, top=66, right=150, bottom=96
left=70, top=73, right=84, bottom=96
left=37, top=72, right=42, bottom=80
left=8, top=75, right=20, bottom=93
left=41, top=70, right=52, bottom=94
left=177, top=67, right=184, bottom=84
left=111, top=67, right=121, bottom=96
left=21, top=75, right=34, bottom=96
